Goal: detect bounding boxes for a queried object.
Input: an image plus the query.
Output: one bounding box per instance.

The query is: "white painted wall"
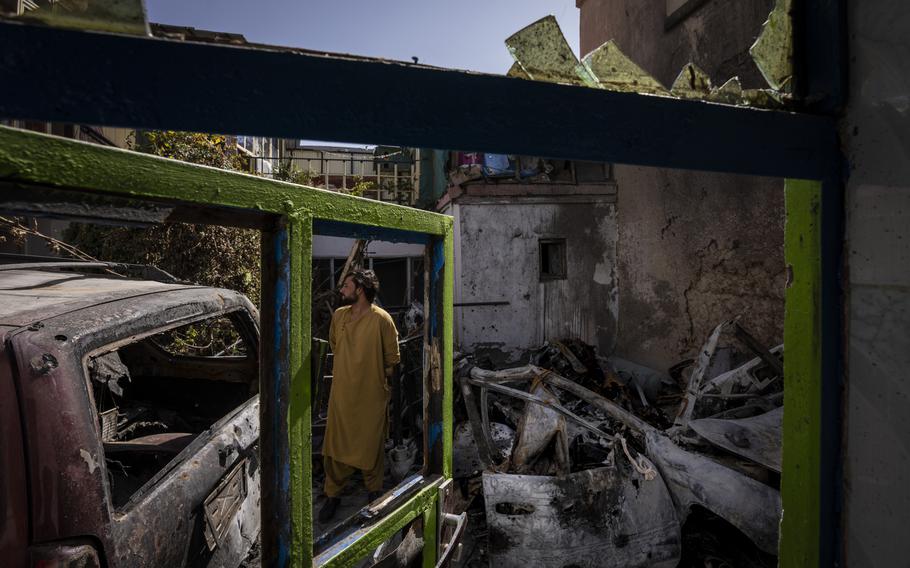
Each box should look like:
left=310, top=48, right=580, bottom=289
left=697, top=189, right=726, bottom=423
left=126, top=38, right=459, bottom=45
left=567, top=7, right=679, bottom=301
left=843, top=3, right=910, bottom=565
left=312, top=236, right=424, bottom=259
left=446, top=195, right=618, bottom=364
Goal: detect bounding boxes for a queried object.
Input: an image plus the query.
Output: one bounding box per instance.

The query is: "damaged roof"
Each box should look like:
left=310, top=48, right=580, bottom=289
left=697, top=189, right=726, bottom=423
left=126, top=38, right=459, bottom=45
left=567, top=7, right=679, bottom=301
left=0, top=267, right=210, bottom=327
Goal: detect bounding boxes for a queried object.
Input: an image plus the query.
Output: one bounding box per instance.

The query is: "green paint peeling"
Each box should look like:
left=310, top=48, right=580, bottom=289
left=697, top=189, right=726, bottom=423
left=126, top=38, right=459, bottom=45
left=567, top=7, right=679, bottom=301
left=0, top=126, right=451, bottom=237
left=317, top=483, right=439, bottom=568
left=290, top=215, right=314, bottom=567
left=750, top=0, right=794, bottom=92
left=442, top=227, right=455, bottom=479
left=780, top=179, right=822, bottom=568
left=741, top=88, right=786, bottom=109
left=582, top=40, right=669, bottom=96
left=421, top=503, right=438, bottom=568
left=505, top=16, right=596, bottom=87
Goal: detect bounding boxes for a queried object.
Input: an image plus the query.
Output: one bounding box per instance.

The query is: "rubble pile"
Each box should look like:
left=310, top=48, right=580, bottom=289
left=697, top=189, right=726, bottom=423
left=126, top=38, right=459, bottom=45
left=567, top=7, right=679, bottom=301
left=452, top=321, right=783, bottom=568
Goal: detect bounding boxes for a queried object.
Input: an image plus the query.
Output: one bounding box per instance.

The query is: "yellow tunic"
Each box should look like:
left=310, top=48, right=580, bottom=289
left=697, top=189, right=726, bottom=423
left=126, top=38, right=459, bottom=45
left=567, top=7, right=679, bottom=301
left=323, top=304, right=400, bottom=471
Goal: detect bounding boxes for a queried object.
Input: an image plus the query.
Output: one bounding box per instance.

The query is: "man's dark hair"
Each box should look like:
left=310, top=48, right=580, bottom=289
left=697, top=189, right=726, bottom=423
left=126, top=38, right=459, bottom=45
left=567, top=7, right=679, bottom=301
left=346, top=269, right=379, bottom=303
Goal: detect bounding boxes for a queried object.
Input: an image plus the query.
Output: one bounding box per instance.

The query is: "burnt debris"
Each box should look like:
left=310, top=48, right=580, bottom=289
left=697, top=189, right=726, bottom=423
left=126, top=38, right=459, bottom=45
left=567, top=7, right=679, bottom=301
left=452, top=324, right=783, bottom=567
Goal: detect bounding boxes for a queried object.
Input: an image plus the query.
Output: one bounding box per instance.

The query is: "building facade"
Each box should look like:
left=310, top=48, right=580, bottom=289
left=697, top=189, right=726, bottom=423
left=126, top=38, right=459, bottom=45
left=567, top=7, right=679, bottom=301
left=437, top=154, right=617, bottom=364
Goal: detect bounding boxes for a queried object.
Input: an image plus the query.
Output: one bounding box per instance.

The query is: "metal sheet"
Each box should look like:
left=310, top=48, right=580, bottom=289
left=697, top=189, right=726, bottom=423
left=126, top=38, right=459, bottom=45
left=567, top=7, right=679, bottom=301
left=483, top=465, right=680, bottom=568
left=511, top=384, right=567, bottom=473
left=645, top=431, right=781, bottom=555
left=690, top=407, right=783, bottom=473
left=204, top=459, right=249, bottom=550
left=452, top=422, right=513, bottom=478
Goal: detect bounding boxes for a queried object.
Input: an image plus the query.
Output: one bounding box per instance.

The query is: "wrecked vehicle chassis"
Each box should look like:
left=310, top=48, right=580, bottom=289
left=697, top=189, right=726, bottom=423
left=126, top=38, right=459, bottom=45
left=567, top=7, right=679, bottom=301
left=0, top=267, right=261, bottom=567
left=483, top=465, right=680, bottom=568
left=466, top=364, right=782, bottom=563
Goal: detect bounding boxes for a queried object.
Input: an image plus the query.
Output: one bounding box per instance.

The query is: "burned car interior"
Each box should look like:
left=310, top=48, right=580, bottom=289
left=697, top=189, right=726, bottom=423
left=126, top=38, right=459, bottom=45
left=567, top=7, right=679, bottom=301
left=86, top=312, right=259, bottom=509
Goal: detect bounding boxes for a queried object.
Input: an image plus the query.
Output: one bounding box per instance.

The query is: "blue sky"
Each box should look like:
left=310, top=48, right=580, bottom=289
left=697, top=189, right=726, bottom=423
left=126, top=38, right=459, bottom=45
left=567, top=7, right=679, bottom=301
left=146, top=0, right=580, bottom=75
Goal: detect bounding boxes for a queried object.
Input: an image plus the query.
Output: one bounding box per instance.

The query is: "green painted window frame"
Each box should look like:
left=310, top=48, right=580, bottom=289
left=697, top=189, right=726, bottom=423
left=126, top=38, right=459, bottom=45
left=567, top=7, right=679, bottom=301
left=0, top=125, right=454, bottom=568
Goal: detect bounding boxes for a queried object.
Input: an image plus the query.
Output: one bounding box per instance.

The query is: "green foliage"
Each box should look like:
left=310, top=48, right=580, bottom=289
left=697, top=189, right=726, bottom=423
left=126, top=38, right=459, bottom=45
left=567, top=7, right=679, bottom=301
left=347, top=176, right=377, bottom=197
left=140, top=131, right=245, bottom=170
left=273, top=161, right=316, bottom=186
left=66, top=131, right=261, bottom=307
left=153, top=316, right=247, bottom=357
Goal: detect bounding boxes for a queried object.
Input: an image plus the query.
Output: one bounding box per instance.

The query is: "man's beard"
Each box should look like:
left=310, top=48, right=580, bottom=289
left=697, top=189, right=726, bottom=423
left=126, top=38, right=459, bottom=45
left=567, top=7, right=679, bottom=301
left=339, top=292, right=356, bottom=306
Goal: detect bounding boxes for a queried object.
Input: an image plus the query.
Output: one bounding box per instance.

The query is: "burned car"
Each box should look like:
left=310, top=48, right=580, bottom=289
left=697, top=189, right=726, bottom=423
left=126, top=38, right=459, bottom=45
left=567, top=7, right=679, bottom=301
left=0, top=263, right=260, bottom=567
left=455, top=323, right=783, bottom=568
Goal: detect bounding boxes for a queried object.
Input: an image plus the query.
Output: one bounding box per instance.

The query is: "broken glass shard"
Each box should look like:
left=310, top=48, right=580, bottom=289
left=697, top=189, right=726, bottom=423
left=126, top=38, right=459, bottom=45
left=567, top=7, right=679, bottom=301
left=670, top=63, right=713, bottom=99
left=750, top=0, right=793, bottom=92
left=505, top=16, right=596, bottom=87
left=582, top=40, right=669, bottom=95
left=742, top=88, right=786, bottom=108
left=708, top=76, right=744, bottom=105
left=506, top=62, right=531, bottom=80
left=8, top=0, right=149, bottom=36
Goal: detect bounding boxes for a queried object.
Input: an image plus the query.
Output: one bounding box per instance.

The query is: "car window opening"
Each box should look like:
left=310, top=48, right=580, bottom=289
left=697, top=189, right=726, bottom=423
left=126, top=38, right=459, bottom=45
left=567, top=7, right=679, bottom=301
left=87, top=313, right=258, bottom=509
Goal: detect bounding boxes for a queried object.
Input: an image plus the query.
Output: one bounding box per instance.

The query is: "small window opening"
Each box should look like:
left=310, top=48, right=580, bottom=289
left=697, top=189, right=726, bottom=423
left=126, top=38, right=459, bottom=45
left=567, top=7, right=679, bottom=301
left=539, top=238, right=567, bottom=281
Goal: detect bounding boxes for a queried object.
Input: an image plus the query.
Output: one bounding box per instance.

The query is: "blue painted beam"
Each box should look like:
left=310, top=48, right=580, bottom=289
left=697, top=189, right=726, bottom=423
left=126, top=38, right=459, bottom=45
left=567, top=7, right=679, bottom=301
left=0, top=19, right=836, bottom=180
left=260, top=220, right=292, bottom=568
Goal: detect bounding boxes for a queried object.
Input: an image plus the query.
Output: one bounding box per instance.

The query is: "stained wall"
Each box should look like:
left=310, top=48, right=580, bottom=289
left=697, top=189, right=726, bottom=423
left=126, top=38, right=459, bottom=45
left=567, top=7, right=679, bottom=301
left=440, top=185, right=618, bottom=365
left=578, top=0, right=785, bottom=369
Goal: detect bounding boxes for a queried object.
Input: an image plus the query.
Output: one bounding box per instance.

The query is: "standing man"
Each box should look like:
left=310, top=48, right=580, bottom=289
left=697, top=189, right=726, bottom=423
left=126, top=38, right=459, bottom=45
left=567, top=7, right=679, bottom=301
left=319, top=269, right=400, bottom=522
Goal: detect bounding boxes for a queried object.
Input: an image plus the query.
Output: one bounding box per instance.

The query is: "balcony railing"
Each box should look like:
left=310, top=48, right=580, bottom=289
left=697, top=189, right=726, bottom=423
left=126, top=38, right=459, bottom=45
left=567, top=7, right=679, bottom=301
left=247, top=154, right=419, bottom=206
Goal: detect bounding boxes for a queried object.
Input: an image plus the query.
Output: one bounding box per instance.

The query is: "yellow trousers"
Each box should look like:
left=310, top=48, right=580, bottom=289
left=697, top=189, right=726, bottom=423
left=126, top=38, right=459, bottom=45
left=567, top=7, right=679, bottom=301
left=323, top=445, right=385, bottom=497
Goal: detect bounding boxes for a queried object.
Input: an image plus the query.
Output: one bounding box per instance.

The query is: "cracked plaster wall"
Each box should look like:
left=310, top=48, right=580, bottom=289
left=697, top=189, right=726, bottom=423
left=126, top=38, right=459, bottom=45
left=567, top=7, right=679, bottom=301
left=442, top=190, right=618, bottom=365
left=578, top=0, right=785, bottom=370
left=613, top=167, right=784, bottom=369
left=842, top=2, right=910, bottom=564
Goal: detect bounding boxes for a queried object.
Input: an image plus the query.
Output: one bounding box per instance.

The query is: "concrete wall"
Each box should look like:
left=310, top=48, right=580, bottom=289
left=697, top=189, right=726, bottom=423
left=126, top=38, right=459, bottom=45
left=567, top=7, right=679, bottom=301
left=843, top=3, right=910, bottom=564
left=578, top=0, right=785, bottom=370
left=578, top=0, right=774, bottom=89
left=443, top=188, right=618, bottom=365
left=615, top=168, right=785, bottom=367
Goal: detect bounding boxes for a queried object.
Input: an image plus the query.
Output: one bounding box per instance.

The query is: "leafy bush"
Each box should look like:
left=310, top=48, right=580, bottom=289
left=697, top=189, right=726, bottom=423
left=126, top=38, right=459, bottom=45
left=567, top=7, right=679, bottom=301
left=65, top=131, right=261, bottom=307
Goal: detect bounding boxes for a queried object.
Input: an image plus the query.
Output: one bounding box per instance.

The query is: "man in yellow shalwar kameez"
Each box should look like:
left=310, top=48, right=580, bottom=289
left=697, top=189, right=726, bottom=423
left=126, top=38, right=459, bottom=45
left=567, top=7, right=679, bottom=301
left=319, top=269, right=400, bottom=522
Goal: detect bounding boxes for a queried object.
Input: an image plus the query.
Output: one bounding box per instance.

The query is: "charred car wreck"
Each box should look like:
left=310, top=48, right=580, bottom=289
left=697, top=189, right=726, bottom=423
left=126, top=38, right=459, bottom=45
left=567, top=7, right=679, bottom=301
left=454, top=323, right=783, bottom=567
left=0, top=263, right=260, bottom=567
